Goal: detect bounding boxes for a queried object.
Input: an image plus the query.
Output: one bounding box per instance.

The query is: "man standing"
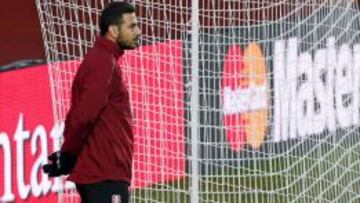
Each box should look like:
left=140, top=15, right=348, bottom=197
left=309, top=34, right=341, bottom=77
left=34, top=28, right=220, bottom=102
left=42, top=2, right=141, bottom=203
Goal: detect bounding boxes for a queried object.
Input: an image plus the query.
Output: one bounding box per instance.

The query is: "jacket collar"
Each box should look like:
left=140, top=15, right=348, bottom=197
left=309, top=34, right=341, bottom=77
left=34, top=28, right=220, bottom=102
left=94, top=36, right=124, bottom=59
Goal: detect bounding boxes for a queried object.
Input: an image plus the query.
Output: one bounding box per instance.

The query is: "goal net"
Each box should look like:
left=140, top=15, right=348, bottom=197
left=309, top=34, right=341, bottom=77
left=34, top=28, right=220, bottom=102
left=36, top=0, right=360, bottom=202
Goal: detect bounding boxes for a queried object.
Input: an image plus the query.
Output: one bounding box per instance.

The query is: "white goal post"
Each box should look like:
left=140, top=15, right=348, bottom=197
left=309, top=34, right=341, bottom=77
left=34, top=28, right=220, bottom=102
left=36, top=1, right=360, bottom=202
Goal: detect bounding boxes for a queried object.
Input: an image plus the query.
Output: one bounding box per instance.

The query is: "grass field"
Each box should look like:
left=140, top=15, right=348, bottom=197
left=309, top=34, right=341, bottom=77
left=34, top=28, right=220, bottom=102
left=132, top=136, right=360, bottom=203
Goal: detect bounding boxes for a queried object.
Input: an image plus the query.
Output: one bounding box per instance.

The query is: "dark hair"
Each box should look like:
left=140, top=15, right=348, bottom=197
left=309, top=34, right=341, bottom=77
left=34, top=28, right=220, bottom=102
left=100, top=2, right=135, bottom=36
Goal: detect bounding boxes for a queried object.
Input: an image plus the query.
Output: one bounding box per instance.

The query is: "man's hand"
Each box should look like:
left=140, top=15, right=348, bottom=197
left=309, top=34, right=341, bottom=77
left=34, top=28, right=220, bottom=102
left=42, top=151, right=77, bottom=177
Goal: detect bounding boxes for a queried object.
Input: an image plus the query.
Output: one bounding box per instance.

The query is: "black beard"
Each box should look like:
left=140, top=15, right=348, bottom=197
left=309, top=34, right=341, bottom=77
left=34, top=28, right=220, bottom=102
left=117, top=41, right=136, bottom=50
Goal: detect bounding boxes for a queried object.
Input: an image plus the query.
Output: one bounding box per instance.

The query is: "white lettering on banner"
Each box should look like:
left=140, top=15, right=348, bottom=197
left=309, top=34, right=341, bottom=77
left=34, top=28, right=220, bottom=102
left=354, top=45, right=360, bottom=124
left=0, top=114, right=75, bottom=202
left=223, top=85, right=267, bottom=114
left=287, top=38, right=298, bottom=139
left=336, top=44, right=353, bottom=128
left=297, top=52, right=314, bottom=138
left=273, top=37, right=360, bottom=141
left=273, top=40, right=285, bottom=142
left=0, top=132, right=15, bottom=202
left=50, top=122, right=64, bottom=193
left=313, top=49, right=327, bottom=134
left=30, top=125, right=52, bottom=197
left=326, top=38, right=337, bottom=132
left=14, top=114, right=31, bottom=199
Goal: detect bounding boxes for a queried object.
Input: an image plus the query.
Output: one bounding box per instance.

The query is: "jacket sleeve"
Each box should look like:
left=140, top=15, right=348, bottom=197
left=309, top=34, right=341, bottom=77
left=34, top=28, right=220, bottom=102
left=61, top=51, right=115, bottom=156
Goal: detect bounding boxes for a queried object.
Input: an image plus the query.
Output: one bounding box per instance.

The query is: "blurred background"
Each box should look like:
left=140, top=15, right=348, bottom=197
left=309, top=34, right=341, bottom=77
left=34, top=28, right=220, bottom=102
left=0, top=1, right=45, bottom=70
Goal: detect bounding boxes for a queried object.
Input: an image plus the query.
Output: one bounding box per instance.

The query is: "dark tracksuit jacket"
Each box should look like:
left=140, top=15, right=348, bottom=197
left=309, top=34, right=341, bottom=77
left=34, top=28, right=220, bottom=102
left=61, top=37, right=134, bottom=184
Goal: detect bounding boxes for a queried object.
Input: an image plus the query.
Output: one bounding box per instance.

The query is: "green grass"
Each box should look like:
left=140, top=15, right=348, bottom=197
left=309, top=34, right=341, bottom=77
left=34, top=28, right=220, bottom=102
left=132, top=140, right=360, bottom=203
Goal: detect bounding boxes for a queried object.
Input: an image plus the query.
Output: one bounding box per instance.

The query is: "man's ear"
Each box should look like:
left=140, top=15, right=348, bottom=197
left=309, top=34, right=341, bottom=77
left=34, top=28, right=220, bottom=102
left=108, top=25, right=119, bottom=38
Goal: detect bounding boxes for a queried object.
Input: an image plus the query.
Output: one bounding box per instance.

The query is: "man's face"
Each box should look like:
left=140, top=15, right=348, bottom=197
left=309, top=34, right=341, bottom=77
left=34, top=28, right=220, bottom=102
left=116, top=13, right=141, bottom=49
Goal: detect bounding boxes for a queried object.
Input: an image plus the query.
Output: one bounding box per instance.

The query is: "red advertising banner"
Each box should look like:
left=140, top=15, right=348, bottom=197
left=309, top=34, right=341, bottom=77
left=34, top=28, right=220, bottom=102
left=0, top=66, right=57, bottom=202
left=0, top=40, right=185, bottom=202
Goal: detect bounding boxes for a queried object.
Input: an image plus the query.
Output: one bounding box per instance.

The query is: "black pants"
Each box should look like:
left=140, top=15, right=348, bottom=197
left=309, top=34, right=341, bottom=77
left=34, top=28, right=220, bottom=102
left=76, top=180, right=130, bottom=203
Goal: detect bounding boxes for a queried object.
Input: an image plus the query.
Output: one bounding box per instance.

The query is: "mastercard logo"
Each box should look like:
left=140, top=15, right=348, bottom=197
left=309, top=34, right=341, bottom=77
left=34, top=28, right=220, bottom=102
left=221, top=43, right=269, bottom=152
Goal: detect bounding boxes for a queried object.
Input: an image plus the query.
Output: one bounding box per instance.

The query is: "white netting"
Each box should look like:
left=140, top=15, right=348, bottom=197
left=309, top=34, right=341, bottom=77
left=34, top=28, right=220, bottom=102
left=36, top=0, right=360, bottom=202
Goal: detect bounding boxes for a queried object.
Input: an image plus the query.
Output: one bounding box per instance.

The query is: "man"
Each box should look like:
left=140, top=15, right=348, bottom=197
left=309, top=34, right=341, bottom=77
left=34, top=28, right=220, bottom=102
left=42, top=2, right=141, bottom=203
